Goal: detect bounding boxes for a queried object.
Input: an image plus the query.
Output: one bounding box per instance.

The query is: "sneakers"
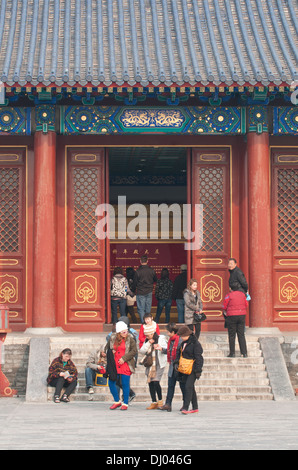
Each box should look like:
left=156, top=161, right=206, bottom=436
left=128, top=393, right=136, bottom=404
left=181, top=409, right=199, bottom=415
left=88, top=387, right=94, bottom=394
left=109, top=402, right=122, bottom=410
left=110, top=402, right=128, bottom=410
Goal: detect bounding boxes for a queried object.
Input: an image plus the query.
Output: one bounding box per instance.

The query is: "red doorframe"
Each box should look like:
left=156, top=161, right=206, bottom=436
left=55, top=136, right=244, bottom=332
left=0, top=144, right=34, bottom=331
left=57, top=146, right=106, bottom=332
left=190, top=146, right=237, bottom=331
left=186, top=148, right=192, bottom=283
left=105, top=149, right=111, bottom=324
left=271, top=146, right=298, bottom=331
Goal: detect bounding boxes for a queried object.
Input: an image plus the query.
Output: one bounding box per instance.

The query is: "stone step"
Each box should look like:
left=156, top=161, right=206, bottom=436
left=77, top=369, right=268, bottom=380
left=49, top=341, right=261, bottom=353
left=47, top=379, right=273, bottom=397
left=48, top=391, right=273, bottom=402
left=47, top=335, right=274, bottom=401
left=75, top=378, right=270, bottom=391
left=67, top=357, right=266, bottom=371
left=49, top=350, right=263, bottom=361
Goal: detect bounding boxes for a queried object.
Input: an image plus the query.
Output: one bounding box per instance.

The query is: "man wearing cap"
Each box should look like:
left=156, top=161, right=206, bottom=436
left=172, top=265, right=187, bottom=323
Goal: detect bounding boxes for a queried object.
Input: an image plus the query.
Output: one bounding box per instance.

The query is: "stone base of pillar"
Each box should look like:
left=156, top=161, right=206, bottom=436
left=24, top=327, right=65, bottom=336
left=246, top=327, right=282, bottom=337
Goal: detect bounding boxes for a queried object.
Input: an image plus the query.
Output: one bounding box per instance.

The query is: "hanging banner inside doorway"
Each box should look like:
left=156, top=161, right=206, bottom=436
left=110, top=242, right=186, bottom=306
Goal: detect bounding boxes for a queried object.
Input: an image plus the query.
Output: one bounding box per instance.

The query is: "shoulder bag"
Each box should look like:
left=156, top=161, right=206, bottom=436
left=177, top=355, right=194, bottom=375
left=194, top=312, right=206, bottom=322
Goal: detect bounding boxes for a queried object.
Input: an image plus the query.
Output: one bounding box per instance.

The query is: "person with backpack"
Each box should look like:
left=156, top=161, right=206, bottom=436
left=110, top=267, right=132, bottom=324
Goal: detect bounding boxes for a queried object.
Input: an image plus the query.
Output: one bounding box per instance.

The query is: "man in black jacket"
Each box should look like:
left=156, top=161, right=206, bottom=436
left=172, top=264, right=187, bottom=323
left=131, top=255, right=157, bottom=322
left=228, top=258, right=248, bottom=294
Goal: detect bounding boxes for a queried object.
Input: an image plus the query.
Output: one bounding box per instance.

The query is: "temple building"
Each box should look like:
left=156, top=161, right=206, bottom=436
left=0, top=0, right=297, bottom=333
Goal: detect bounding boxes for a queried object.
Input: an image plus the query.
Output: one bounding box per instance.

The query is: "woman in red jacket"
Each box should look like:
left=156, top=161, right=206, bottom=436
left=223, top=288, right=248, bottom=357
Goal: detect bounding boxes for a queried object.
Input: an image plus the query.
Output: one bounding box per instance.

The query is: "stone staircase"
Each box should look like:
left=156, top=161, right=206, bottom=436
left=47, top=333, right=273, bottom=402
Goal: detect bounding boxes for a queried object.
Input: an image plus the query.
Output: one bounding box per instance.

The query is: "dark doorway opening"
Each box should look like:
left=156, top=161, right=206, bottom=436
left=108, top=147, right=188, bottom=323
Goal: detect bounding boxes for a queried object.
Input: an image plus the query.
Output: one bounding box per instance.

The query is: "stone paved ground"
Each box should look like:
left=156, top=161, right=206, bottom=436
left=1, top=398, right=298, bottom=451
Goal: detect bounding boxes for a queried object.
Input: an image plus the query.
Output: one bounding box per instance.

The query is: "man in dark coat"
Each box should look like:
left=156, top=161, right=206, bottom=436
left=172, top=264, right=187, bottom=323
left=131, top=255, right=157, bottom=322
left=228, top=258, right=248, bottom=294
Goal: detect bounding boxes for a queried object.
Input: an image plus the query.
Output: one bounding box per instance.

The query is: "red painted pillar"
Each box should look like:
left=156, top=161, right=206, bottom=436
left=32, top=131, right=56, bottom=328
left=247, top=132, right=272, bottom=327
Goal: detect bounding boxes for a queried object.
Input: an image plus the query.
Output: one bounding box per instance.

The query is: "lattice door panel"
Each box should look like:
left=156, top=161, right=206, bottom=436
left=191, top=148, right=230, bottom=325
left=272, top=149, right=298, bottom=325
left=0, top=150, right=26, bottom=326
left=67, top=148, right=106, bottom=329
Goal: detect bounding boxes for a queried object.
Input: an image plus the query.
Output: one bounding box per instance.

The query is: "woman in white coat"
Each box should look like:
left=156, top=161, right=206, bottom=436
left=140, top=323, right=168, bottom=409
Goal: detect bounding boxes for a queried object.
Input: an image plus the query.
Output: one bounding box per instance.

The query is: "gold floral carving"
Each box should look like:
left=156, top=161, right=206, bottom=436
left=279, top=275, right=298, bottom=303
left=200, top=274, right=222, bottom=303
left=0, top=274, right=18, bottom=303
left=75, top=274, right=97, bottom=304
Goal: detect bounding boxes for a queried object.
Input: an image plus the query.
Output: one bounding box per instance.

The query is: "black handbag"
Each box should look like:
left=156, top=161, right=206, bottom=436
left=105, top=348, right=117, bottom=381
left=194, top=312, right=206, bottom=322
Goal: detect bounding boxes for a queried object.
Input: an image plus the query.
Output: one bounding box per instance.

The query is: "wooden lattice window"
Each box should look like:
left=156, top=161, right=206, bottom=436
left=0, top=168, right=20, bottom=252
left=277, top=168, right=298, bottom=253
left=198, top=167, right=224, bottom=252
left=73, top=168, right=99, bottom=253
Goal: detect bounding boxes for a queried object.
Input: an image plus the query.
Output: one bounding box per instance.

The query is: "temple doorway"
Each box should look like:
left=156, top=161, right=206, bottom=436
left=108, top=147, right=188, bottom=323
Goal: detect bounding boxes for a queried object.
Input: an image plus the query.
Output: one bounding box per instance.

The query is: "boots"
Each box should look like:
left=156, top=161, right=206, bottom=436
left=146, top=402, right=158, bottom=410
left=157, top=399, right=163, bottom=408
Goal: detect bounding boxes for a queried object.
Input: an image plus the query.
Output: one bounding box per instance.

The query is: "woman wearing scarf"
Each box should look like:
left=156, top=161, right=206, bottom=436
left=138, top=312, right=160, bottom=349
left=139, top=323, right=168, bottom=410
left=184, top=278, right=204, bottom=339
left=158, top=323, right=184, bottom=412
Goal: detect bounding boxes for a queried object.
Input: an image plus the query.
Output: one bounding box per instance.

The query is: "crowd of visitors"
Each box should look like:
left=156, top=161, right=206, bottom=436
left=48, top=256, right=249, bottom=412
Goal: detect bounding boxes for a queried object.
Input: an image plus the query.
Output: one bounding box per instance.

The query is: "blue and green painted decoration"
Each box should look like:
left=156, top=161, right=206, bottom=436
left=0, top=105, right=297, bottom=136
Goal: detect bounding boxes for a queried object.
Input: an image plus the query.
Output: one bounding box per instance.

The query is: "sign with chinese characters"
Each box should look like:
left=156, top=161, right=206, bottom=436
left=110, top=243, right=186, bottom=306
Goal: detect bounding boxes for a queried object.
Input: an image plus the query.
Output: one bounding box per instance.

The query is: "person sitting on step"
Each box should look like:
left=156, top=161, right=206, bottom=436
left=47, top=348, right=78, bottom=403
left=85, top=346, right=107, bottom=395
